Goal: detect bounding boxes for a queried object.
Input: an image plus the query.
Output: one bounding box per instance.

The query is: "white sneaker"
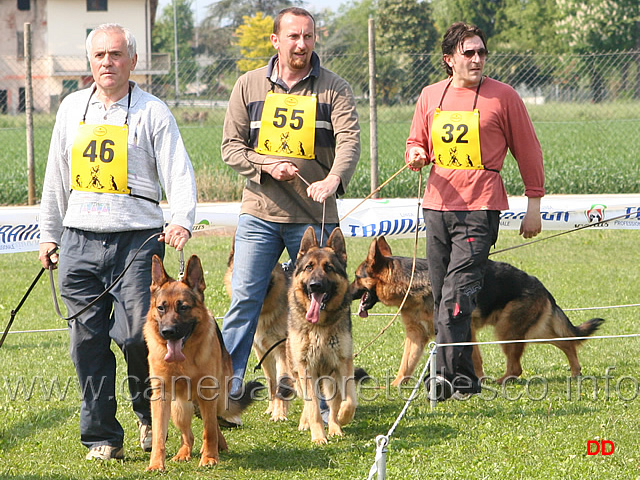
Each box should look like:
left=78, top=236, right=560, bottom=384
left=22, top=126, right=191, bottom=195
left=85, top=445, right=124, bottom=460
left=137, top=420, right=152, bottom=452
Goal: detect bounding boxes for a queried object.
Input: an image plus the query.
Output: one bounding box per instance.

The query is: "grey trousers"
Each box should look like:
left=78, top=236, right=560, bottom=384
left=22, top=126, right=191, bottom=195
left=58, top=227, right=164, bottom=449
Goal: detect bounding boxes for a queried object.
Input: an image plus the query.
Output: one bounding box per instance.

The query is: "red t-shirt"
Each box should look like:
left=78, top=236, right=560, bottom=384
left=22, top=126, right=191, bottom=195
left=406, top=77, right=545, bottom=211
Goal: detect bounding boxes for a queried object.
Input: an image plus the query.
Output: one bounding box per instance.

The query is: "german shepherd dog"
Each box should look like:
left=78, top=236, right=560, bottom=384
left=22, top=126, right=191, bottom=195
left=288, top=226, right=357, bottom=444
left=144, top=255, right=260, bottom=471
left=351, top=236, right=605, bottom=385
left=225, top=240, right=291, bottom=422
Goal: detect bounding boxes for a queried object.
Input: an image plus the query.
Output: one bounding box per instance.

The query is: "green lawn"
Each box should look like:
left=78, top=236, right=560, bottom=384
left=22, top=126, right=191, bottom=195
left=1, top=229, right=639, bottom=479
left=1, top=101, right=640, bottom=204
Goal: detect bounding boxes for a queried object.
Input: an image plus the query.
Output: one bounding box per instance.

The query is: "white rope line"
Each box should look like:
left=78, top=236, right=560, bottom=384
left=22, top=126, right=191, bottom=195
left=7, top=301, right=638, bottom=338
left=6, top=328, right=66, bottom=334
left=355, top=301, right=640, bottom=318
left=366, top=344, right=434, bottom=480
left=436, top=332, right=640, bottom=348
left=565, top=303, right=640, bottom=311
left=364, top=330, right=640, bottom=479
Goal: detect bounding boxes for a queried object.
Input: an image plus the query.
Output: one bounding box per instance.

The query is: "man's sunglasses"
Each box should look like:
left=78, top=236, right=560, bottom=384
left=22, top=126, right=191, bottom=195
left=462, top=48, right=488, bottom=59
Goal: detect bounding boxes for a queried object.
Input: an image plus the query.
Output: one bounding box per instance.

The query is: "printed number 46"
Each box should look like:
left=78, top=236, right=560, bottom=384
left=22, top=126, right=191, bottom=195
left=83, top=139, right=115, bottom=163
left=273, top=107, right=304, bottom=130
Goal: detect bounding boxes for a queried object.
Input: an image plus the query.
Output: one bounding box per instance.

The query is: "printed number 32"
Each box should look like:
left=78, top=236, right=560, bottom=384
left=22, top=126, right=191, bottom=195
left=273, top=107, right=304, bottom=130
left=83, top=139, right=115, bottom=162
left=441, top=123, right=469, bottom=143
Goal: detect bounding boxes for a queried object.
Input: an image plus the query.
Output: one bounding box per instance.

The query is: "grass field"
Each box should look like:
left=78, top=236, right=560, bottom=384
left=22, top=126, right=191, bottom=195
left=1, top=229, right=640, bottom=479
left=1, top=101, right=640, bottom=204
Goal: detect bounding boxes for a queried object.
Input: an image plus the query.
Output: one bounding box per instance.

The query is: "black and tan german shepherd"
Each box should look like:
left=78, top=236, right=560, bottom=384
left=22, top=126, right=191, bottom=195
left=225, top=240, right=291, bottom=422
left=351, top=236, right=605, bottom=385
left=287, top=226, right=357, bottom=444
left=144, top=255, right=260, bottom=471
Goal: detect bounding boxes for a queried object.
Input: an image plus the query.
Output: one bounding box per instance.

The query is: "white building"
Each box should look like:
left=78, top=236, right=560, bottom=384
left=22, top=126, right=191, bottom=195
left=0, top=0, right=169, bottom=113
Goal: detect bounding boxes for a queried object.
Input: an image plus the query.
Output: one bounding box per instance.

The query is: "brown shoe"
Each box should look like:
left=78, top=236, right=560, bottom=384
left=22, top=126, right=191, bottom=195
left=85, top=445, right=124, bottom=460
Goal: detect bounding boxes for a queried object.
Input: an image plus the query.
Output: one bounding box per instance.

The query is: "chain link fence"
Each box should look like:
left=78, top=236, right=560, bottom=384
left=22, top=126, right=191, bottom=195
left=1, top=49, right=639, bottom=204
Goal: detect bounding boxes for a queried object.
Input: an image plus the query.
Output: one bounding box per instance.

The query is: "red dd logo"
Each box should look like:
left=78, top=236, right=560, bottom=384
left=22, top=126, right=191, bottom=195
left=587, top=440, right=615, bottom=455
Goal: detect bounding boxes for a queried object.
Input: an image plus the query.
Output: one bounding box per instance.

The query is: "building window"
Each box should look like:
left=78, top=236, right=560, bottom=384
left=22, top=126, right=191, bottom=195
left=17, top=0, right=31, bottom=11
left=17, top=31, right=25, bottom=59
left=62, top=80, right=79, bottom=101
left=87, top=0, right=107, bottom=11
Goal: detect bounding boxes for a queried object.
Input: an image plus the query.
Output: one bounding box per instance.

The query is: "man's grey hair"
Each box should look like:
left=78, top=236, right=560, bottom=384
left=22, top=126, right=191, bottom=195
left=86, top=23, right=137, bottom=60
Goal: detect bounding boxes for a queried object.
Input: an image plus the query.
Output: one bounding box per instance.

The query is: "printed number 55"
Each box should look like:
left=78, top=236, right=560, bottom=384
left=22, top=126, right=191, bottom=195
left=273, top=107, right=304, bottom=130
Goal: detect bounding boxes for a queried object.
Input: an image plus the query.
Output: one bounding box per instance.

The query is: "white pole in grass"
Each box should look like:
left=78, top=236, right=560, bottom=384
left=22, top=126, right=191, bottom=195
left=429, top=342, right=438, bottom=409
left=375, top=435, right=388, bottom=480
left=367, top=348, right=434, bottom=479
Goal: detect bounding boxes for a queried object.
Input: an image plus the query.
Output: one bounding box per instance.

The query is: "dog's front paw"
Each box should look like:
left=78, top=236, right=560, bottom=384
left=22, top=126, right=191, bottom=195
left=171, top=445, right=192, bottom=462
left=311, top=435, right=328, bottom=445
left=198, top=455, right=219, bottom=467
left=328, top=423, right=344, bottom=438
left=145, top=462, right=166, bottom=472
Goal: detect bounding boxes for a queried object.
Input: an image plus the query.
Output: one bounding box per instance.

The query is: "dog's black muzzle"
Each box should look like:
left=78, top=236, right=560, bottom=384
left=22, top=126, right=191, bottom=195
left=160, top=320, right=196, bottom=342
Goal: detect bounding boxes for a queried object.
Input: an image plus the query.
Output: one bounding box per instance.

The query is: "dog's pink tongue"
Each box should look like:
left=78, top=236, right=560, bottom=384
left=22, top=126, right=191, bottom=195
left=306, top=292, right=323, bottom=323
left=358, top=298, right=369, bottom=318
left=165, top=339, right=186, bottom=363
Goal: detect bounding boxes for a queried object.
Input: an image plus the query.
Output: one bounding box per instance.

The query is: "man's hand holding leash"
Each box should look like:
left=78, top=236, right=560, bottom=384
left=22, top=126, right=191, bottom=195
left=406, top=146, right=429, bottom=171
left=39, top=243, right=59, bottom=269
left=160, top=224, right=191, bottom=251
left=263, top=160, right=299, bottom=181
left=307, top=174, right=340, bottom=203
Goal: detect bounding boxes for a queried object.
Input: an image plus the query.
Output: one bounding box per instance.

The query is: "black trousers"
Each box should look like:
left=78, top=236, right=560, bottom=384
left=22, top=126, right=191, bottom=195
left=424, top=209, right=500, bottom=393
left=59, top=227, right=164, bottom=449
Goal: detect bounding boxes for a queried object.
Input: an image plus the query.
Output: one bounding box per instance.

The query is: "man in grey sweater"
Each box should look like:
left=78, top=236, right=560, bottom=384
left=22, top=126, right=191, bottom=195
left=38, top=23, right=196, bottom=460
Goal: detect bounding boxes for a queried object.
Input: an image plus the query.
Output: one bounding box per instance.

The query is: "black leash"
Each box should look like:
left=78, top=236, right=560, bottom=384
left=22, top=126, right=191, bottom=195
left=48, top=232, right=163, bottom=321
left=253, top=337, right=287, bottom=373
left=490, top=210, right=636, bottom=256
left=0, top=266, right=46, bottom=350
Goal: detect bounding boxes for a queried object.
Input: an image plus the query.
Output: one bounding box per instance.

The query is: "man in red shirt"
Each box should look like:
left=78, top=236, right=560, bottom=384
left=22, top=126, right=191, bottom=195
left=405, top=22, right=545, bottom=400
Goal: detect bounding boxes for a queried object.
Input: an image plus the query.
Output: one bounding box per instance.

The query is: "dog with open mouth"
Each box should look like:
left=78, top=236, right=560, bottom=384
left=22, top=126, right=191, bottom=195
left=287, top=226, right=357, bottom=444
left=143, top=254, right=261, bottom=471
left=351, top=236, right=605, bottom=386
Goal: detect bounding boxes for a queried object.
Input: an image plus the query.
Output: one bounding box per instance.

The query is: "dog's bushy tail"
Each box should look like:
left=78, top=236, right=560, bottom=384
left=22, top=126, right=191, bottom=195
left=226, top=380, right=265, bottom=416
left=574, top=317, right=605, bottom=340
left=552, top=299, right=604, bottom=343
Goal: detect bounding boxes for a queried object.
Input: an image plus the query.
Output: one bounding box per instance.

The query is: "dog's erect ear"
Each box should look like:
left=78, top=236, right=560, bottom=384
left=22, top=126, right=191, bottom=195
left=184, top=255, right=206, bottom=294
left=327, top=227, right=347, bottom=267
left=150, top=254, right=171, bottom=292
left=366, top=237, right=389, bottom=274
left=366, top=238, right=377, bottom=260
left=297, top=226, right=318, bottom=260
left=377, top=236, right=393, bottom=256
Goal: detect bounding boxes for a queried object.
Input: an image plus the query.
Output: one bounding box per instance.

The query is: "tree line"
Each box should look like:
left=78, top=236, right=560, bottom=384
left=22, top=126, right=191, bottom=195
left=150, top=0, right=640, bottom=103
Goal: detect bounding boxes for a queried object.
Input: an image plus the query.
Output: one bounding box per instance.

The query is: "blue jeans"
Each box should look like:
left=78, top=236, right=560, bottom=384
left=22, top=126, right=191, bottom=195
left=222, top=214, right=338, bottom=393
